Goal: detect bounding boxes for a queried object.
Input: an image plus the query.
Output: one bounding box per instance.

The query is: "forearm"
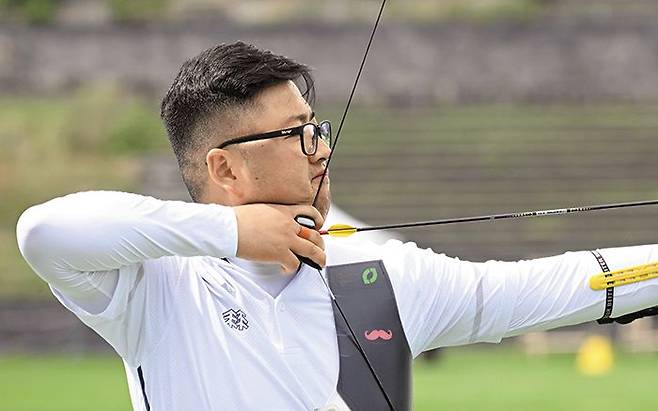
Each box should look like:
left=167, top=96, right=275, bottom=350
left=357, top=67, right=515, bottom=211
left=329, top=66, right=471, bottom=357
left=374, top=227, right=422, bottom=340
left=16, top=190, right=237, bottom=283
left=504, top=244, right=658, bottom=337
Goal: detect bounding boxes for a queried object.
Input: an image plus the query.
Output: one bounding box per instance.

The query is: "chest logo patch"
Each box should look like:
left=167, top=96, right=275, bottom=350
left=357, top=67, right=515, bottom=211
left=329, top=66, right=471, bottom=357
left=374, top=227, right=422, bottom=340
left=361, top=267, right=378, bottom=285
left=364, top=329, right=393, bottom=341
left=222, top=309, right=249, bottom=331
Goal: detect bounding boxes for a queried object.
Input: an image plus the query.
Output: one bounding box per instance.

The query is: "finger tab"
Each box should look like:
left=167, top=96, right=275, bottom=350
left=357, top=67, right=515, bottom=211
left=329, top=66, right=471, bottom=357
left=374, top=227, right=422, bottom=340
left=295, top=215, right=316, bottom=229
left=298, top=226, right=313, bottom=240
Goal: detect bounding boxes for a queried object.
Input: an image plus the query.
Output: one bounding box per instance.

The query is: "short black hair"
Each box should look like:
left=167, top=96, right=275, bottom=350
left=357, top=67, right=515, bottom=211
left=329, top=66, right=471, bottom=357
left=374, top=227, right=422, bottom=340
left=160, top=42, right=315, bottom=202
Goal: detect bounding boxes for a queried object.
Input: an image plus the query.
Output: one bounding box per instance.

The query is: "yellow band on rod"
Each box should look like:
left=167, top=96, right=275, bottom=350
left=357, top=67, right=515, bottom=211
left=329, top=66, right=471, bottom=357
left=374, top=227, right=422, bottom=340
left=326, top=224, right=358, bottom=237
left=589, top=261, right=658, bottom=290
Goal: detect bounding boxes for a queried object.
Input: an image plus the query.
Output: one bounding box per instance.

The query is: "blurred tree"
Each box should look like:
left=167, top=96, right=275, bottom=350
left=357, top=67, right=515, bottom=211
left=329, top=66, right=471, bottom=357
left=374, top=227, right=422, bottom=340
left=0, top=0, right=59, bottom=24
left=108, top=0, right=169, bottom=23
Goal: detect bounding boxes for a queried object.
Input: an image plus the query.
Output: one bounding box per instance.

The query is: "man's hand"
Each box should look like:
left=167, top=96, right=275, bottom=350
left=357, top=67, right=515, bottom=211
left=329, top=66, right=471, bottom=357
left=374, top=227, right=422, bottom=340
left=233, top=204, right=325, bottom=273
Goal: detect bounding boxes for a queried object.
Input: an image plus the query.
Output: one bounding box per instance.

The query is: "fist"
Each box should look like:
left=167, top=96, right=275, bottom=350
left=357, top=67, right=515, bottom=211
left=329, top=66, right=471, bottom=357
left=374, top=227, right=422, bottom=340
left=233, top=204, right=325, bottom=273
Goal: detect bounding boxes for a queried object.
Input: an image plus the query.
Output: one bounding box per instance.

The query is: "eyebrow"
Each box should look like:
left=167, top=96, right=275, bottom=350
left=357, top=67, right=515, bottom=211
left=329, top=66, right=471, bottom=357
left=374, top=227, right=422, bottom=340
left=286, top=110, right=315, bottom=125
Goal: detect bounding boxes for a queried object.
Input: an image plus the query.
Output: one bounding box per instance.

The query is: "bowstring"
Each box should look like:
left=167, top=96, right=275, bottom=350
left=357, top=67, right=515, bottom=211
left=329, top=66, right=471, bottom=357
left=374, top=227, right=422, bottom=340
left=308, top=1, right=395, bottom=409
left=311, top=0, right=388, bottom=208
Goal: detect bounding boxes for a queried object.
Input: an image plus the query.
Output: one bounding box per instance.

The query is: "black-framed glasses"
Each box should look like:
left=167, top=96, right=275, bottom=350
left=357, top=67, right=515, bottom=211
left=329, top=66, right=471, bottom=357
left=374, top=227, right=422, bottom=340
left=216, top=120, right=332, bottom=156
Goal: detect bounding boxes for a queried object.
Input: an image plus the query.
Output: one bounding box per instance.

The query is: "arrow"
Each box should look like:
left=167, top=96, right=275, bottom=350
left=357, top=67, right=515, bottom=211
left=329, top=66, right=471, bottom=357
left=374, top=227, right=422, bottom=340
left=320, top=199, right=658, bottom=237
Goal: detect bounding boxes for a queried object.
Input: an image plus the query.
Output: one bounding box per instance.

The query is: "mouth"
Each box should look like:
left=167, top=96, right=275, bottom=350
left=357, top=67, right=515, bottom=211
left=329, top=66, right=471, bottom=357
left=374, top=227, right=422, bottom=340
left=312, top=171, right=328, bottom=181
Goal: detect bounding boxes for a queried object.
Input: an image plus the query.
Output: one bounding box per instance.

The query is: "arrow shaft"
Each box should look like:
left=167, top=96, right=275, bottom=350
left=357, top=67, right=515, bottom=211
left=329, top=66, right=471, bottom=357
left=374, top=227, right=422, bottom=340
left=325, top=199, right=658, bottom=235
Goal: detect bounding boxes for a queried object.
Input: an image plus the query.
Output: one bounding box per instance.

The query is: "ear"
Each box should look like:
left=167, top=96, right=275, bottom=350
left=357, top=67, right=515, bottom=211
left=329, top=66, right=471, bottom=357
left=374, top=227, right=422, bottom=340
left=206, top=148, right=243, bottom=198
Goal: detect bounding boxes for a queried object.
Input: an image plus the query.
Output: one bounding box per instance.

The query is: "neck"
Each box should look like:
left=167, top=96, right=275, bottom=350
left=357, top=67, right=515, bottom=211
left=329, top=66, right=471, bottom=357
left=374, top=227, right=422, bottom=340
left=227, top=256, right=287, bottom=277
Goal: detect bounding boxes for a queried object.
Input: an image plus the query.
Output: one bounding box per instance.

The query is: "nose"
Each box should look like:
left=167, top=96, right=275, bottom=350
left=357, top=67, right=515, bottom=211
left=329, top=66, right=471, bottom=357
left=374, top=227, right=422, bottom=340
left=313, top=137, right=332, bottom=163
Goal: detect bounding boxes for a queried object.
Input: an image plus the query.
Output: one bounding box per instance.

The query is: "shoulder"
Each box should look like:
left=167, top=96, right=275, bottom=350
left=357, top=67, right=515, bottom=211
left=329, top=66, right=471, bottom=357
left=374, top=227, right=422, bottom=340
left=325, top=237, right=383, bottom=265
left=141, top=255, right=227, bottom=290
left=326, top=238, right=436, bottom=272
left=327, top=236, right=435, bottom=258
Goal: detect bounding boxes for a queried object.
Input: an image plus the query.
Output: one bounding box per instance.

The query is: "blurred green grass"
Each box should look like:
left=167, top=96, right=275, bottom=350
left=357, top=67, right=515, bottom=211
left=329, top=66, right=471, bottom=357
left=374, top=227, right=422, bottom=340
left=1, top=348, right=657, bottom=410
left=414, top=347, right=658, bottom=410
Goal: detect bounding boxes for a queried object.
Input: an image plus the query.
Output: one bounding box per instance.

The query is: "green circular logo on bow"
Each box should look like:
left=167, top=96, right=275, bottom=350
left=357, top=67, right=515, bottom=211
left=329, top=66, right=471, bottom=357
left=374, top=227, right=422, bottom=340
left=362, top=267, right=378, bottom=285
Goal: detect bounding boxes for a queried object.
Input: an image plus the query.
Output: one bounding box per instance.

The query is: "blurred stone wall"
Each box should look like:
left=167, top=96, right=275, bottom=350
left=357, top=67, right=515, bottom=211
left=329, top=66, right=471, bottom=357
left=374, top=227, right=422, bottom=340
left=1, top=20, right=658, bottom=104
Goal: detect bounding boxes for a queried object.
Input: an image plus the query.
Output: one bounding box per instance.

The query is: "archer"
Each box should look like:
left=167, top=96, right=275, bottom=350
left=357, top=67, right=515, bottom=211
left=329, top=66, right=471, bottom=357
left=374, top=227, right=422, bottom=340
left=16, top=41, right=658, bottom=411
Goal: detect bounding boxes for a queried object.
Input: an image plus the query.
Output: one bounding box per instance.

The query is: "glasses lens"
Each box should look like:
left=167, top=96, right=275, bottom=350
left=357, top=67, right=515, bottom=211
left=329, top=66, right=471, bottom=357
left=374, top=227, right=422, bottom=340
left=302, top=123, right=317, bottom=155
left=319, top=121, right=331, bottom=147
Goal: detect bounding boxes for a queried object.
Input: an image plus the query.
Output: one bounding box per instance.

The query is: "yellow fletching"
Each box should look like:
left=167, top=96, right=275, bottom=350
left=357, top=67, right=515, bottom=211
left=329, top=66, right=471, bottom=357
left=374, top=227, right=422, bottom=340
left=589, top=261, right=658, bottom=290
left=327, top=224, right=357, bottom=237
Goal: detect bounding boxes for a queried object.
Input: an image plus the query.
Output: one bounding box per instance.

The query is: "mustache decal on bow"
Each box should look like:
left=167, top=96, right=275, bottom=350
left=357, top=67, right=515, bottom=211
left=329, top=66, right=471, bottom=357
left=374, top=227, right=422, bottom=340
left=364, top=329, right=393, bottom=341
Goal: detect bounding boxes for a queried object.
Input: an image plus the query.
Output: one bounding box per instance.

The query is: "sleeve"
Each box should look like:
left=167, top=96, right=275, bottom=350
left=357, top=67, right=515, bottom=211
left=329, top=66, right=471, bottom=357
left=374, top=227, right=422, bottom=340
left=504, top=244, right=658, bottom=337
left=16, top=190, right=239, bottom=363
left=380, top=240, right=658, bottom=358
left=49, top=257, right=180, bottom=365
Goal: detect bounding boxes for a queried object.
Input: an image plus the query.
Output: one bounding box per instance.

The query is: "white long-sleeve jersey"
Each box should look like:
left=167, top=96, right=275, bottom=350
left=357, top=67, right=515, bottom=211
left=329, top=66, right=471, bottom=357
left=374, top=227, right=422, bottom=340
left=15, top=191, right=658, bottom=410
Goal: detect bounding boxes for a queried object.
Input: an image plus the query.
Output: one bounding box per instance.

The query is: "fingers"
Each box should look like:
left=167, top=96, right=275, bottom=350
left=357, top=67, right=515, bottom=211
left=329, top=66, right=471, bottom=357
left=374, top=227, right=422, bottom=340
left=280, top=251, right=301, bottom=274
left=266, top=203, right=324, bottom=229
left=291, top=205, right=324, bottom=229
left=233, top=203, right=326, bottom=272
left=298, top=226, right=325, bottom=250
left=290, top=235, right=326, bottom=268
left=289, top=207, right=325, bottom=269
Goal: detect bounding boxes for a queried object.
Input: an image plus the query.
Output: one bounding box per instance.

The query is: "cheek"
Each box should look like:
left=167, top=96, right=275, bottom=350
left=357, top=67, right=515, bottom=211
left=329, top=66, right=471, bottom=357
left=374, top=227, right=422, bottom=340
left=246, top=145, right=277, bottom=176
left=249, top=146, right=308, bottom=184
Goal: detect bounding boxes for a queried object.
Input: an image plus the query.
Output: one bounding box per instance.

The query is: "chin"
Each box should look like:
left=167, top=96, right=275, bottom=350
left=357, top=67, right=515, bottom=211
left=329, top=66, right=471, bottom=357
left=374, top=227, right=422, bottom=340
left=319, top=202, right=331, bottom=221
left=314, top=194, right=331, bottom=220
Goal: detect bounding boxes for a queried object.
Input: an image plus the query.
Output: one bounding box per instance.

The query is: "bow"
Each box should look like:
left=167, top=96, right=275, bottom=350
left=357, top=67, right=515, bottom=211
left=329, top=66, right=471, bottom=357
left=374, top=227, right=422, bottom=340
left=306, top=1, right=395, bottom=409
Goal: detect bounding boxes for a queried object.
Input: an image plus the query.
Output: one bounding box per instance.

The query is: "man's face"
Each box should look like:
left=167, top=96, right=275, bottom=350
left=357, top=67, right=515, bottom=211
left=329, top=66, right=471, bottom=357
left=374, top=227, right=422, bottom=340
left=219, top=81, right=332, bottom=218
